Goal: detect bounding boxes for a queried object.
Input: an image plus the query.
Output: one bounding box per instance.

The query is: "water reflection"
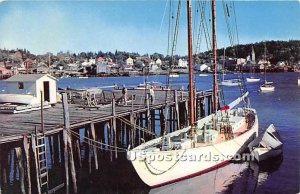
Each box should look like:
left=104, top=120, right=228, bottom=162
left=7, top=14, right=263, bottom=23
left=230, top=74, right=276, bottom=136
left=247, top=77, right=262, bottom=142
left=149, top=156, right=283, bottom=194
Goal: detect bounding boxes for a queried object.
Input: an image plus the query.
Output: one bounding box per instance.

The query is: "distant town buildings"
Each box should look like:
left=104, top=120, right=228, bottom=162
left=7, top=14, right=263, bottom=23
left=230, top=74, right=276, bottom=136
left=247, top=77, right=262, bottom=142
left=0, top=40, right=299, bottom=79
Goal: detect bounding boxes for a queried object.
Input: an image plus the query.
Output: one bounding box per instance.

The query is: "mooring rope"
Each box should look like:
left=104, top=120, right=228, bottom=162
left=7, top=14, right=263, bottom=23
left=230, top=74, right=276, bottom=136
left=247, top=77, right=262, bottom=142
left=67, top=130, right=127, bottom=153
left=117, top=117, right=157, bottom=137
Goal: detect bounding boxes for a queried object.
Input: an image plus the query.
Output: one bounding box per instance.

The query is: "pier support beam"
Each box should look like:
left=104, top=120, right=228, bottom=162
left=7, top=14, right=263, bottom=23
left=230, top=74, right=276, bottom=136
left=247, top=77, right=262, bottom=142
left=62, top=93, right=77, bottom=194
left=90, top=123, right=98, bottom=170
left=15, top=147, right=25, bottom=194
left=174, top=90, right=180, bottom=131
left=112, top=98, right=117, bottom=159
left=23, top=136, right=31, bottom=194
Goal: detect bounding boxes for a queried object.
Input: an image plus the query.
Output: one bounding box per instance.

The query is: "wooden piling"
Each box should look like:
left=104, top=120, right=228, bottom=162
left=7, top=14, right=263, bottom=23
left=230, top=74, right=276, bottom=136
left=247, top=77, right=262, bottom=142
left=185, top=100, right=189, bottom=126
left=62, top=93, right=77, bottom=194
left=130, top=113, right=135, bottom=147
left=112, top=98, right=117, bottom=159
left=90, top=122, right=98, bottom=170
left=174, top=90, right=180, bottom=131
left=107, top=122, right=113, bottom=162
left=86, top=129, right=92, bottom=175
left=75, top=137, right=82, bottom=168
left=159, top=108, right=165, bottom=136
left=207, top=96, right=211, bottom=115
left=23, top=136, right=31, bottom=194
left=0, top=144, right=8, bottom=185
left=49, top=136, right=55, bottom=166
left=15, top=147, right=25, bottom=194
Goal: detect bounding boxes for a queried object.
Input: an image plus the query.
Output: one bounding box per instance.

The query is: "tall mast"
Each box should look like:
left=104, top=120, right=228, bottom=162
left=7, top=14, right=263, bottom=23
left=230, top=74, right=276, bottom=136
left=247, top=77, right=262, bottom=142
left=264, top=42, right=267, bottom=83
left=187, top=0, right=195, bottom=129
left=212, top=0, right=218, bottom=112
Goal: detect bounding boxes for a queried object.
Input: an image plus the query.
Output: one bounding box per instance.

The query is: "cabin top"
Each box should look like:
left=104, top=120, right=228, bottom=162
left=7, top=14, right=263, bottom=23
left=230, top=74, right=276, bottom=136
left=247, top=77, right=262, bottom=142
left=5, top=74, right=56, bottom=82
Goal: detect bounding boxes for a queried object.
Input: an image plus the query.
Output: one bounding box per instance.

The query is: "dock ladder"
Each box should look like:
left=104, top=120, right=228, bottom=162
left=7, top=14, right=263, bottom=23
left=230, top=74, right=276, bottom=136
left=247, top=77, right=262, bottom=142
left=35, top=129, right=49, bottom=193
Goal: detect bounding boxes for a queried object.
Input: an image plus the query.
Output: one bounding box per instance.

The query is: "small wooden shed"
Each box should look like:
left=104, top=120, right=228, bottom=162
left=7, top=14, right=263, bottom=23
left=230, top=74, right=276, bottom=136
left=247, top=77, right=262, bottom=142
left=5, top=74, right=57, bottom=104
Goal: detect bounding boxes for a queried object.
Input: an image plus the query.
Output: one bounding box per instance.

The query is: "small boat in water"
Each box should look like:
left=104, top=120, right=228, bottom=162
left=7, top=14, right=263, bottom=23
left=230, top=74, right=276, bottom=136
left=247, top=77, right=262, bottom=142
left=247, top=47, right=260, bottom=83
left=169, top=72, right=179, bottom=78
left=298, top=77, right=300, bottom=85
left=259, top=43, right=274, bottom=92
left=248, top=124, right=283, bottom=162
left=260, top=81, right=275, bottom=92
left=246, top=77, right=260, bottom=83
left=220, top=79, right=241, bottom=87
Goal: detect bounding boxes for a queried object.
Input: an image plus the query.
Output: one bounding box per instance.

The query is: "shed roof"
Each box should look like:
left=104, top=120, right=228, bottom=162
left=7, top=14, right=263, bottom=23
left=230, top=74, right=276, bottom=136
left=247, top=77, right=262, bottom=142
left=5, top=74, right=56, bottom=82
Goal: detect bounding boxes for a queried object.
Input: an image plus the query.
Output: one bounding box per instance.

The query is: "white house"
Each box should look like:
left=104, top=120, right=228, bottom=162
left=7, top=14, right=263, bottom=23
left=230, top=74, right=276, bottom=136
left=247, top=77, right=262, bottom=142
left=96, top=62, right=108, bottom=74
left=178, top=59, right=188, bottom=68
left=155, top=58, right=162, bottom=66
left=236, top=58, right=246, bottom=65
left=5, top=74, right=57, bottom=104
left=126, top=57, right=134, bottom=66
left=150, top=63, right=159, bottom=71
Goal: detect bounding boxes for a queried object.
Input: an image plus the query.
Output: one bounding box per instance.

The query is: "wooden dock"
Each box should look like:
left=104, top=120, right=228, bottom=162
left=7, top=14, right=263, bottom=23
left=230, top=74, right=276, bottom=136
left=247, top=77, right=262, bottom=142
left=0, top=88, right=214, bottom=194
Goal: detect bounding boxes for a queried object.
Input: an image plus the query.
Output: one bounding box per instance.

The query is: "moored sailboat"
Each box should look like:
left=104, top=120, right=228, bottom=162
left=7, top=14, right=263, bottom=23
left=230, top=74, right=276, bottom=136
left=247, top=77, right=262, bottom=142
left=220, top=48, right=241, bottom=86
left=127, top=0, right=258, bottom=187
left=247, top=46, right=260, bottom=83
left=260, top=43, right=275, bottom=92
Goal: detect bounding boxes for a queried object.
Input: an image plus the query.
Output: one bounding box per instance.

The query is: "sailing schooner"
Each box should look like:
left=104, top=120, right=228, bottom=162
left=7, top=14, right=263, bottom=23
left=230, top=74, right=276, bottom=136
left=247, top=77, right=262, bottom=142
left=127, top=0, right=259, bottom=187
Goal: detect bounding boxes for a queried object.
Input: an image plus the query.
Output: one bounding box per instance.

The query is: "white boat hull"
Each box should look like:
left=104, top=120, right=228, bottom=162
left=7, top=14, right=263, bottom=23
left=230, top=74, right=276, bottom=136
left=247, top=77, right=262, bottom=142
left=260, top=86, right=275, bottom=92
left=220, top=81, right=240, bottom=86
left=298, top=78, right=300, bottom=85
left=251, top=148, right=282, bottom=162
left=0, top=94, right=39, bottom=105
left=246, top=77, right=260, bottom=83
left=128, top=109, right=258, bottom=187
left=169, top=74, right=179, bottom=78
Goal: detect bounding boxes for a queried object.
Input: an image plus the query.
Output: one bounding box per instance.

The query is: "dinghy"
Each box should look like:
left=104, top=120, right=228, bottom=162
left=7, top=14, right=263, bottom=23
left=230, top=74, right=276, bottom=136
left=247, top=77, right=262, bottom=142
left=248, top=124, right=283, bottom=162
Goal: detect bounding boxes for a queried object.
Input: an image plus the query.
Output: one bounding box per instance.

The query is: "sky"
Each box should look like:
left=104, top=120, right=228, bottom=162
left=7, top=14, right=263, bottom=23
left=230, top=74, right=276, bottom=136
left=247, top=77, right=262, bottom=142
left=0, top=0, right=299, bottom=56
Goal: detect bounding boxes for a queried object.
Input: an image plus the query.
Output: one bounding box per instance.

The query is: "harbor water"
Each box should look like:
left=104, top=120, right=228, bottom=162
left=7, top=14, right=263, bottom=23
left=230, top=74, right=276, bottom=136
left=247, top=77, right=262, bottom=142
left=0, top=72, right=299, bottom=193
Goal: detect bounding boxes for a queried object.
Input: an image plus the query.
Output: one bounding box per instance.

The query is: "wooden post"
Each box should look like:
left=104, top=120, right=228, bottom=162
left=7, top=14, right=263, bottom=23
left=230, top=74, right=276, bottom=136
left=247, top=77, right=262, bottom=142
left=130, top=113, right=135, bottom=147
left=112, top=98, right=117, bottom=159
left=15, top=147, right=25, bottom=194
left=207, top=96, right=211, bottom=115
left=31, top=134, right=41, bottom=194
left=151, top=110, right=155, bottom=136
left=62, top=93, right=77, bottom=194
left=174, top=90, right=180, bottom=131
left=0, top=144, right=8, bottom=186
left=130, top=96, right=135, bottom=147
left=23, top=136, right=31, bottom=194
left=159, top=108, right=165, bottom=136
left=140, top=112, right=144, bottom=141
left=86, top=129, right=92, bottom=175
left=184, top=100, right=189, bottom=126
left=168, top=106, right=172, bottom=133
left=107, top=122, right=113, bottom=162
left=49, top=136, right=55, bottom=166
left=75, top=137, right=82, bottom=168
left=90, top=122, right=98, bottom=170
left=146, top=93, right=151, bottom=136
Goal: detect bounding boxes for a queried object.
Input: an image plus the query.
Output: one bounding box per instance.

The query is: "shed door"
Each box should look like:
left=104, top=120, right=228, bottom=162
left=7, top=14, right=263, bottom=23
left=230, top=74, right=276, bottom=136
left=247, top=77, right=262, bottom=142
left=43, top=81, right=50, bottom=102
